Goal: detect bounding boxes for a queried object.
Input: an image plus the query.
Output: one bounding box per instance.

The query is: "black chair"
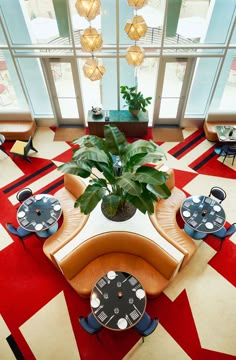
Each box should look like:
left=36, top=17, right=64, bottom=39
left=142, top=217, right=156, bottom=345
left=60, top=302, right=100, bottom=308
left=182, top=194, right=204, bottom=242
left=79, top=313, right=103, bottom=339
left=133, top=312, right=159, bottom=343
left=10, top=136, right=38, bottom=162
left=208, top=186, right=226, bottom=204
left=6, top=222, right=34, bottom=249
left=16, top=187, right=33, bottom=203
left=211, top=223, right=236, bottom=249
left=219, top=144, right=236, bottom=165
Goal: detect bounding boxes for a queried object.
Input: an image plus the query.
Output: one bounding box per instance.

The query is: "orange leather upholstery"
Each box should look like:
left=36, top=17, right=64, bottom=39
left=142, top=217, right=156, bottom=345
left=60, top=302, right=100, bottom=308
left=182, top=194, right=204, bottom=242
left=149, top=187, right=197, bottom=269
left=0, top=120, right=36, bottom=140
left=43, top=174, right=89, bottom=267
left=203, top=113, right=236, bottom=141
left=57, top=231, right=180, bottom=299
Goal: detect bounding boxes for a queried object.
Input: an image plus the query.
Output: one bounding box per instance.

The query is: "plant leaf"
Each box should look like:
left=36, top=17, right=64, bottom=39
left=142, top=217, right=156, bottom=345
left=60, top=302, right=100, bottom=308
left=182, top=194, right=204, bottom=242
left=104, top=124, right=128, bottom=156
left=134, top=166, right=169, bottom=185
left=147, top=183, right=171, bottom=199
left=116, top=173, right=142, bottom=196
left=102, top=194, right=121, bottom=217
left=73, top=147, right=110, bottom=165
left=75, top=184, right=106, bottom=214
left=58, top=160, right=92, bottom=177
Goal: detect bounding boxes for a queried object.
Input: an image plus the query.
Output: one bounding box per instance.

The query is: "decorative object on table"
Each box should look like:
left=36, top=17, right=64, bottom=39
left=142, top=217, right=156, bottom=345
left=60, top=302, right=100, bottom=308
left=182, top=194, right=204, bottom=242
left=58, top=124, right=170, bottom=222
left=133, top=312, right=159, bottom=342
left=91, top=106, right=103, bottom=116
left=79, top=313, right=103, bottom=339
left=219, top=144, right=236, bottom=165
left=6, top=222, right=40, bottom=249
left=120, top=85, right=152, bottom=117
left=208, top=186, right=227, bottom=204
left=75, top=0, right=105, bottom=81
left=16, top=187, right=33, bottom=203
left=210, top=222, right=236, bottom=250
left=125, top=0, right=148, bottom=66
left=10, top=136, right=38, bottom=162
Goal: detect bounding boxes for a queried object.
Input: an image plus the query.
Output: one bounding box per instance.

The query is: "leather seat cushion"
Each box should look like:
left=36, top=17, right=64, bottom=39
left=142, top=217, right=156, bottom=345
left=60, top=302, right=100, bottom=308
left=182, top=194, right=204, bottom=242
left=69, top=253, right=170, bottom=299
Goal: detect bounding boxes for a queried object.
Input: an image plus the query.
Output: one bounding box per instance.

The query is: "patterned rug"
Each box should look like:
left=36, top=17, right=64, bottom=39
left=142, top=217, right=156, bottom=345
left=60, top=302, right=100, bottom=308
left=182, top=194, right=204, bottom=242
left=0, top=126, right=235, bottom=360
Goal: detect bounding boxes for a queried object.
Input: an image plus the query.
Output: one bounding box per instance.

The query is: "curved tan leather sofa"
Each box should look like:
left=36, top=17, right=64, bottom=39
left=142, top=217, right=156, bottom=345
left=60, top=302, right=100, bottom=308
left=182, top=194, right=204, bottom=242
left=0, top=113, right=36, bottom=140
left=203, top=112, right=236, bottom=141
left=149, top=187, right=197, bottom=269
left=57, top=231, right=180, bottom=299
left=43, top=174, right=89, bottom=267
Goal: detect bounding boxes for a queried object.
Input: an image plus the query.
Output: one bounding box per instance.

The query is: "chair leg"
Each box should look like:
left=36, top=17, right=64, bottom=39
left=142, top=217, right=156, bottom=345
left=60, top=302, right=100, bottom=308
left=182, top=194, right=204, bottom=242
left=31, top=146, right=38, bottom=152
left=19, top=238, right=26, bottom=249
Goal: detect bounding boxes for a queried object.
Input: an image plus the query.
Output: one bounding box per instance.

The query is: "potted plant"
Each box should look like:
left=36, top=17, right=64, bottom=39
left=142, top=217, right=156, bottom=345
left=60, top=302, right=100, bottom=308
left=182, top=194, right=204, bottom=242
left=58, top=125, right=171, bottom=222
left=120, top=85, right=152, bottom=117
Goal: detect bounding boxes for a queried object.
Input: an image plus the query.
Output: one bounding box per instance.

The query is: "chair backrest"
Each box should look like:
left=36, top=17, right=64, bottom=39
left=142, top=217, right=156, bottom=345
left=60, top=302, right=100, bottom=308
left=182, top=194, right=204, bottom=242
left=79, top=315, right=102, bottom=335
left=225, top=223, right=236, bottom=237
left=134, top=312, right=152, bottom=332
left=24, top=136, right=33, bottom=155
left=6, top=223, right=18, bottom=236
left=87, top=313, right=103, bottom=331
left=209, top=186, right=226, bottom=203
left=16, top=187, right=33, bottom=202
left=228, top=145, right=236, bottom=152
left=134, top=312, right=159, bottom=337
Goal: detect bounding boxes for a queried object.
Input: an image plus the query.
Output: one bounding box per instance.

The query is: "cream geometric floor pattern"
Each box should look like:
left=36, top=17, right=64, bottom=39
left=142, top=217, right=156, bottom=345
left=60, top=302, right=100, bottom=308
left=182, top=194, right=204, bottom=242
left=2, top=127, right=235, bottom=359
left=165, top=242, right=236, bottom=356
left=0, top=315, right=16, bottom=360
left=20, top=291, right=80, bottom=360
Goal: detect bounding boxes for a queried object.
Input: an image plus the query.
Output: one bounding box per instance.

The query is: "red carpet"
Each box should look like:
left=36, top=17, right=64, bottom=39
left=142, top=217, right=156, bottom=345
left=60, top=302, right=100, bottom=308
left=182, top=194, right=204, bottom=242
left=0, top=127, right=235, bottom=359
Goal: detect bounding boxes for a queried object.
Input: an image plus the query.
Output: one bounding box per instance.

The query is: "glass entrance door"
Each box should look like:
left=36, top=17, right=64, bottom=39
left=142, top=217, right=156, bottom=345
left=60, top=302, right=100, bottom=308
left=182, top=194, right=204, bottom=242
left=153, top=58, right=195, bottom=126
left=43, top=58, right=84, bottom=126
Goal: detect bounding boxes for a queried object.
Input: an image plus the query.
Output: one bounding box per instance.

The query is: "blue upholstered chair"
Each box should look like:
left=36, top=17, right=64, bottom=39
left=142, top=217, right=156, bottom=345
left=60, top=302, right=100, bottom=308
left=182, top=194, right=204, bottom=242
left=6, top=222, right=34, bottom=249
left=79, top=312, right=103, bottom=339
left=211, top=223, right=236, bottom=249
left=133, top=312, right=159, bottom=343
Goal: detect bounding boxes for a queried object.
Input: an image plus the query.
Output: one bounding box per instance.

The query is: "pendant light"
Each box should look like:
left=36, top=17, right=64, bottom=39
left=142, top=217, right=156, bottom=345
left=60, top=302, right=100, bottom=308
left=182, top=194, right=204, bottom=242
left=75, top=0, right=101, bottom=21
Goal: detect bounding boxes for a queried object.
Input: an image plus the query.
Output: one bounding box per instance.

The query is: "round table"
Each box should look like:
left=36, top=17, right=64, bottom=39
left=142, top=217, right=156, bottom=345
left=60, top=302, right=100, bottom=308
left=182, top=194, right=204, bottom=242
left=90, top=271, right=146, bottom=331
left=17, top=194, right=62, bottom=237
left=180, top=195, right=226, bottom=239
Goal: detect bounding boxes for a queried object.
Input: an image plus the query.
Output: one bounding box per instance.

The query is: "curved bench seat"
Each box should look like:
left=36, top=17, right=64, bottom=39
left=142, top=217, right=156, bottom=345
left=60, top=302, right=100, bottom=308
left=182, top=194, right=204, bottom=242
left=43, top=174, right=89, bottom=267
left=203, top=112, right=236, bottom=142
left=0, top=112, right=36, bottom=140
left=57, top=231, right=180, bottom=299
left=149, top=187, right=197, bottom=269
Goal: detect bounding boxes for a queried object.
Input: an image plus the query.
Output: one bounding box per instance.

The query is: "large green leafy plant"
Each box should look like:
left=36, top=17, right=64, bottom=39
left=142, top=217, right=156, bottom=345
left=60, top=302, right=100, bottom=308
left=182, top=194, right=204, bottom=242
left=58, top=125, right=171, bottom=220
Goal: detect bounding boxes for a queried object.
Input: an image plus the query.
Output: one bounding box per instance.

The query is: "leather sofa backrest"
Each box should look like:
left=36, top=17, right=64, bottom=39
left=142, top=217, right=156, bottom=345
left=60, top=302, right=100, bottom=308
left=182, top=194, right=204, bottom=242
left=58, top=231, right=179, bottom=281
left=64, top=173, right=86, bottom=199
left=207, top=112, right=236, bottom=123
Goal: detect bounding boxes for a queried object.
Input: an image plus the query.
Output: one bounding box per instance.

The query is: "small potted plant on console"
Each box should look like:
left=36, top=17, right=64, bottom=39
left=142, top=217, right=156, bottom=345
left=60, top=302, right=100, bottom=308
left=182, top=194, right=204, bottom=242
left=120, top=85, right=152, bottom=117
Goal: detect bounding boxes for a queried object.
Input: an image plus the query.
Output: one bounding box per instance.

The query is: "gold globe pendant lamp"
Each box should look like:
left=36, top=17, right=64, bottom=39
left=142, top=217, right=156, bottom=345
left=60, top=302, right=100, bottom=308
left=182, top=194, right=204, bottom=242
left=125, top=15, right=147, bottom=41
left=126, top=45, right=145, bottom=66
left=80, top=27, right=103, bottom=52
left=127, top=0, right=148, bottom=9
left=75, top=0, right=101, bottom=21
left=83, top=57, right=105, bottom=81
